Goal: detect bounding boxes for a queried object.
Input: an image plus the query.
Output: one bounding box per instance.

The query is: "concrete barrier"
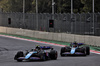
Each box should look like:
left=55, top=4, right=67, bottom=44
left=0, top=27, right=7, bottom=33
left=34, top=31, right=41, bottom=39
left=38, top=32, right=49, bottom=39
left=0, top=26, right=100, bottom=46
left=23, top=30, right=34, bottom=37
left=47, top=32, right=53, bottom=40
left=95, top=37, right=100, bottom=46
left=5, top=28, right=24, bottom=36
left=61, top=33, right=67, bottom=42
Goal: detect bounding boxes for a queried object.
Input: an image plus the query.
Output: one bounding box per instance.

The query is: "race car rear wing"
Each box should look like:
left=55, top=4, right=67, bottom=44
left=71, top=43, right=84, bottom=46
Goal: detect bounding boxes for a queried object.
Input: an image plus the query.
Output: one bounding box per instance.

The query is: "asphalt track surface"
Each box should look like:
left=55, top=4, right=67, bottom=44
left=0, top=36, right=100, bottom=66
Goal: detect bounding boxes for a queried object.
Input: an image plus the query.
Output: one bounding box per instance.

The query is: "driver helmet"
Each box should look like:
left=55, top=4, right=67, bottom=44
left=73, top=41, right=77, bottom=47
left=36, top=45, right=40, bottom=49
left=73, top=41, right=77, bottom=44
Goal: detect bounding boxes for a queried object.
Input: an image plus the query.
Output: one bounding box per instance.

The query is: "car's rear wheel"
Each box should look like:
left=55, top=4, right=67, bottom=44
left=86, top=46, right=90, bottom=55
left=50, top=50, right=58, bottom=60
left=60, top=47, right=65, bottom=56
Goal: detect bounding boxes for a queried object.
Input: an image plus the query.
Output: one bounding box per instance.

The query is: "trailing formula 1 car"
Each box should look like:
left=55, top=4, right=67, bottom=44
left=60, top=42, right=90, bottom=56
left=14, top=46, right=58, bottom=62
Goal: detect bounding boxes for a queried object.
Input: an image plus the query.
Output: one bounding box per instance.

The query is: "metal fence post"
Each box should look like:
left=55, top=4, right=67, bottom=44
left=93, top=0, right=95, bottom=35
left=36, top=0, right=38, bottom=30
left=23, top=0, right=25, bottom=29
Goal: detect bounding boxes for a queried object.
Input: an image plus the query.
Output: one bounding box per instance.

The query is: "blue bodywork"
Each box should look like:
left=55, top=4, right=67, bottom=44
left=40, top=46, right=52, bottom=49
left=25, top=51, right=37, bottom=59
left=70, top=48, right=76, bottom=54
left=18, top=51, right=41, bottom=60
left=61, top=43, right=85, bottom=55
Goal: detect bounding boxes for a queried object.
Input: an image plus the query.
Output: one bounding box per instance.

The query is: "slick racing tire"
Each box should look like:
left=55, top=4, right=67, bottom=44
left=50, top=50, right=58, bottom=60
left=17, top=59, right=23, bottom=62
left=14, top=51, right=24, bottom=62
left=60, top=47, right=65, bottom=56
left=86, top=46, right=90, bottom=55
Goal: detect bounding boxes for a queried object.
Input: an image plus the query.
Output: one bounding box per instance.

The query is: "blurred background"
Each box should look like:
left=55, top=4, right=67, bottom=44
left=0, top=0, right=100, bottom=36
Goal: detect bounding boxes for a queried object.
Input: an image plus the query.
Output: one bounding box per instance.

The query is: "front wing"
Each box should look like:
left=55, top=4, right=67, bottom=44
left=61, top=52, right=86, bottom=56
left=18, top=57, right=41, bottom=60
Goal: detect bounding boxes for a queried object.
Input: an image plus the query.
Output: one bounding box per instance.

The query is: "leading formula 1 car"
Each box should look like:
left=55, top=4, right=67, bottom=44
left=60, top=42, right=90, bottom=56
left=14, top=46, right=58, bottom=62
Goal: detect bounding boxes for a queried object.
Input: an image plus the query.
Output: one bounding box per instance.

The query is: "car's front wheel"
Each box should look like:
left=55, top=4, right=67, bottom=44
left=14, top=51, right=24, bottom=62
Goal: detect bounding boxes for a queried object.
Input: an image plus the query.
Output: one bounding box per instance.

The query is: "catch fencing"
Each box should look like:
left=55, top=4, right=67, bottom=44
left=0, top=12, right=100, bottom=36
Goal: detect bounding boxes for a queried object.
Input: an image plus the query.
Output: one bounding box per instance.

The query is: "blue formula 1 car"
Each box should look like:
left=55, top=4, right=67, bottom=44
left=60, top=42, right=90, bottom=56
left=14, top=46, right=58, bottom=62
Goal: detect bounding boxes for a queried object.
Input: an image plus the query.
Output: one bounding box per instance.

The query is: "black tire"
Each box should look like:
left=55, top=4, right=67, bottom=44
left=86, top=46, right=90, bottom=55
left=60, top=47, right=65, bottom=56
left=50, top=50, right=58, bottom=60
left=17, top=59, right=23, bottom=62
left=14, top=54, right=18, bottom=60
left=14, top=51, right=24, bottom=62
